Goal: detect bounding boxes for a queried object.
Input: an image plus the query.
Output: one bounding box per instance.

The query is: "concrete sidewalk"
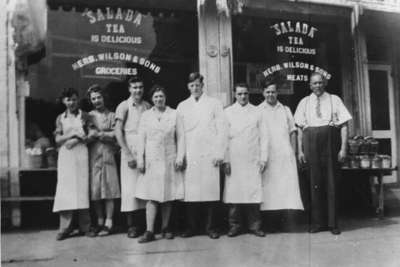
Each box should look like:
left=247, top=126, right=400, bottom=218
left=2, top=211, right=400, bottom=267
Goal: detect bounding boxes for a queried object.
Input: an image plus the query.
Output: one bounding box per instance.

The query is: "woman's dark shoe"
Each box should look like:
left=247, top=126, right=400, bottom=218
left=161, top=229, right=174, bottom=239
left=98, top=226, right=113, bottom=236
left=127, top=227, right=141, bottom=238
left=208, top=231, right=220, bottom=239
left=85, top=228, right=98, bottom=238
left=138, top=231, right=155, bottom=243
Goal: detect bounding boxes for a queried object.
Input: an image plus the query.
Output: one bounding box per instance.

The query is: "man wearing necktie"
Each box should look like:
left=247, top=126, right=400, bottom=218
left=294, top=72, right=352, bottom=235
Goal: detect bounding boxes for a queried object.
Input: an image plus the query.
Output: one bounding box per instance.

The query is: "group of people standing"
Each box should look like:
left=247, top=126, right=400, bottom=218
left=52, top=71, right=352, bottom=243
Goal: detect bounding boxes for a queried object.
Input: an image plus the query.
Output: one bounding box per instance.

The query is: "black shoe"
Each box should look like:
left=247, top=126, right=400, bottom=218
left=250, top=229, right=266, bottom=237
left=127, top=227, right=141, bottom=238
left=180, top=230, right=195, bottom=238
left=161, top=229, right=174, bottom=240
left=98, top=226, right=114, bottom=237
left=208, top=231, right=220, bottom=239
left=138, top=231, right=155, bottom=243
left=330, top=228, right=341, bottom=235
left=56, top=231, right=70, bottom=241
left=227, top=227, right=241, bottom=237
left=85, top=228, right=98, bottom=238
left=308, top=226, right=324, bottom=233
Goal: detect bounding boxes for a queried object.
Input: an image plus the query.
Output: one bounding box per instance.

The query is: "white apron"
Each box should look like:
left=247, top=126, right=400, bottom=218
left=120, top=101, right=148, bottom=212
left=53, top=111, right=89, bottom=212
left=177, top=95, right=225, bottom=202
left=135, top=107, right=184, bottom=202
left=259, top=102, right=304, bottom=210
left=223, top=103, right=266, bottom=203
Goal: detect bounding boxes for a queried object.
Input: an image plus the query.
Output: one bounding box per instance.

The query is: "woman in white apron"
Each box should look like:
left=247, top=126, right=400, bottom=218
left=53, top=88, right=96, bottom=241
left=135, top=85, right=185, bottom=243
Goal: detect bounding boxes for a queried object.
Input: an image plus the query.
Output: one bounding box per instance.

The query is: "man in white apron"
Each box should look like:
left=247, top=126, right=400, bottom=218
left=223, top=83, right=267, bottom=237
left=176, top=72, right=225, bottom=239
left=258, top=80, right=304, bottom=232
left=294, top=72, right=352, bottom=235
left=115, top=76, right=150, bottom=238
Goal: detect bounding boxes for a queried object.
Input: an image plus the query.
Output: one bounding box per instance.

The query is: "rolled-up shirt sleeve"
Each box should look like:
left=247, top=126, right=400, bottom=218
left=115, top=101, right=128, bottom=123
left=333, top=95, right=352, bottom=125
left=294, top=98, right=307, bottom=128
left=54, top=115, right=63, bottom=136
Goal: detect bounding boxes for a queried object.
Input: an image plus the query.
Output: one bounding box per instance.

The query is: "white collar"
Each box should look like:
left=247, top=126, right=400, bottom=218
left=310, top=92, right=329, bottom=100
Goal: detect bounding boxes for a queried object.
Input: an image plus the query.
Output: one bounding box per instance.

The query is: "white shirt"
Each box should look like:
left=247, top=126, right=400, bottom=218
left=294, top=92, right=352, bottom=128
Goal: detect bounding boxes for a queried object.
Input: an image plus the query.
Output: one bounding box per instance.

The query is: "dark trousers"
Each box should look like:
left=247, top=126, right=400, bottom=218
left=185, top=202, right=218, bottom=233
left=303, top=126, right=341, bottom=228
left=228, top=204, right=261, bottom=231
left=59, top=209, right=91, bottom=233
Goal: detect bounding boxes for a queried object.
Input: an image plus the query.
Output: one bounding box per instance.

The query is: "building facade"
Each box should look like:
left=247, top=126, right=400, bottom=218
left=1, top=0, right=400, bottom=227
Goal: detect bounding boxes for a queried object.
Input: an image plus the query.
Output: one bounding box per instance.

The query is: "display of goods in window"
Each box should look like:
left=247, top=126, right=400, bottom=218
left=45, top=147, right=57, bottom=168
left=25, top=148, right=43, bottom=169
left=381, top=155, right=392, bottom=169
left=371, top=155, right=382, bottom=169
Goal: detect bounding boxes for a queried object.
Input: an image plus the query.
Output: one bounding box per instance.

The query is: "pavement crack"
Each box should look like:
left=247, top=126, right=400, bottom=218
left=2, top=257, right=54, bottom=264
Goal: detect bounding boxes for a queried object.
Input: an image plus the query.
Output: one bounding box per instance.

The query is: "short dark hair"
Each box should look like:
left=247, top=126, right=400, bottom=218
left=61, top=88, right=78, bottom=99
left=149, top=84, right=167, bottom=99
left=127, top=76, right=144, bottom=85
left=263, top=76, right=278, bottom=89
left=234, top=83, right=249, bottom=92
left=188, top=72, right=204, bottom=83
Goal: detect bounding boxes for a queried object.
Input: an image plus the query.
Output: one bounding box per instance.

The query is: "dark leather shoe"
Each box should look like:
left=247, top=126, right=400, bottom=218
left=308, top=226, right=324, bottom=233
left=138, top=231, right=155, bottom=243
left=56, top=231, right=70, bottom=241
left=98, top=226, right=114, bottom=237
left=250, top=229, right=266, bottom=237
left=208, top=231, right=220, bottom=239
left=330, top=228, right=341, bottom=235
left=180, top=230, right=195, bottom=238
left=162, top=229, right=174, bottom=239
left=227, top=227, right=241, bottom=237
left=127, top=227, right=141, bottom=238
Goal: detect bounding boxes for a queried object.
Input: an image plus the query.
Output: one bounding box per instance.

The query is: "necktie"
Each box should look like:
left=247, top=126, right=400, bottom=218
left=316, top=96, right=322, bottom=118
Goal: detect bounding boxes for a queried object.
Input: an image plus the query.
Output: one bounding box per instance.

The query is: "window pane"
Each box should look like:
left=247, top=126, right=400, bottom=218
left=232, top=14, right=342, bottom=111
left=369, top=70, right=390, bottom=130
left=25, top=5, right=198, bottom=168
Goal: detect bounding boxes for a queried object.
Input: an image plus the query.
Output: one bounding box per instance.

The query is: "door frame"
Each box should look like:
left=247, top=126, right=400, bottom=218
left=366, top=64, right=398, bottom=183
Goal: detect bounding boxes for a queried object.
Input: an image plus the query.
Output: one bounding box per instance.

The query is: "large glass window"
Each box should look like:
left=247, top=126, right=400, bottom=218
left=24, top=4, right=198, bottom=168
left=232, top=13, right=343, bottom=111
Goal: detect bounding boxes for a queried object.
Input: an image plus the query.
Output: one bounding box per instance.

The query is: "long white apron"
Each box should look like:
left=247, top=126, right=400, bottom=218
left=260, top=103, right=304, bottom=210
left=120, top=132, right=145, bottom=212
left=135, top=108, right=184, bottom=202
left=53, top=113, right=89, bottom=212
left=178, top=96, right=224, bottom=202
left=223, top=103, right=264, bottom=203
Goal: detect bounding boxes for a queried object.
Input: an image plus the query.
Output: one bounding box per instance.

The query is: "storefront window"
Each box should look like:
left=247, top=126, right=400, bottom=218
left=232, top=13, right=342, bottom=110
left=24, top=5, right=198, bottom=168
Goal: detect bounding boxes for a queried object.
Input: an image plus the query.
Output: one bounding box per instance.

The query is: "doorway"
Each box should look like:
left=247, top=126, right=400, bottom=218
left=367, top=64, right=398, bottom=182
